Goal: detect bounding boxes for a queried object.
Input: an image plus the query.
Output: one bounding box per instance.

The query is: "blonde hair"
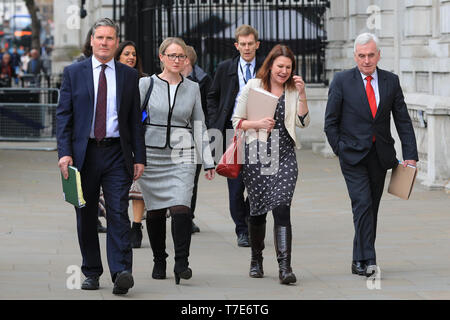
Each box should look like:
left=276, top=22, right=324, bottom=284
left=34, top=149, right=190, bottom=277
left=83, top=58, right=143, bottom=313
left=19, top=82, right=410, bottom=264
left=185, top=45, right=197, bottom=66
left=159, top=37, right=187, bottom=70
left=235, top=24, right=259, bottom=42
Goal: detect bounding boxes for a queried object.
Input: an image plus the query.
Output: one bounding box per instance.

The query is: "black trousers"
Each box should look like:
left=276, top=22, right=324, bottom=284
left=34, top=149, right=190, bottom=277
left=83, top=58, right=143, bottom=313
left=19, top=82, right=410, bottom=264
left=339, top=144, right=387, bottom=262
left=223, top=121, right=249, bottom=236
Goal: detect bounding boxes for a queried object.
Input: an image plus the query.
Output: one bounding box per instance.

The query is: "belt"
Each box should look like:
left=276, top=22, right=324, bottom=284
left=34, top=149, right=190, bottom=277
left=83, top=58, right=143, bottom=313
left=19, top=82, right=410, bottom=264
left=88, top=137, right=120, bottom=147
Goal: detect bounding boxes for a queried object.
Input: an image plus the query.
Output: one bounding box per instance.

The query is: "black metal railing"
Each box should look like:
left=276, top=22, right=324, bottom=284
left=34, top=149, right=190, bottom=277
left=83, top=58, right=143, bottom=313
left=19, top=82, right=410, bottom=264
left=115, top=0, right=329, bottom=84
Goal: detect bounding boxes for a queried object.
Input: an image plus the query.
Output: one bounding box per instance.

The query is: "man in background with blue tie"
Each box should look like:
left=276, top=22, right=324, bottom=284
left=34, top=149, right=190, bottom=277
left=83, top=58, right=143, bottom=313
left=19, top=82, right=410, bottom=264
left=324, top=33, right=418, bottom=277
left=56, top=18, right=145, bottom=295
left=207, top=25, right=264, bottom=247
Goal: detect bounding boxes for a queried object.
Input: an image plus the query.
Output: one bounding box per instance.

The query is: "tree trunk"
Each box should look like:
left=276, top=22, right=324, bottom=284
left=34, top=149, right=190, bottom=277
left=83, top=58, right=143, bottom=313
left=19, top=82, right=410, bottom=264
left=25, top=0, right=41, bottom=52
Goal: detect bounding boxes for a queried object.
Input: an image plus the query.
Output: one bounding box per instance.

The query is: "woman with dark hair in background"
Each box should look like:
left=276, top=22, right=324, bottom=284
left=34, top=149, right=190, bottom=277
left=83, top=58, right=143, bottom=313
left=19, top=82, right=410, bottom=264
left=115, top=40, right=145, bottom=78
left=232, top=44, right=310, bottom=285
left=0, top=53, right=16, bottom=87
left=75, top=28, right=93, bottom=62
left=115, top=40, right=147, bottom=248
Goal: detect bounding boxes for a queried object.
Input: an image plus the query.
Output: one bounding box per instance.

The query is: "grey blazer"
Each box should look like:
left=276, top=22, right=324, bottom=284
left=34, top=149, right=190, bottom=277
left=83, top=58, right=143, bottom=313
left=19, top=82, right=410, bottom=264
left=139, top=74, right=215, bottom=169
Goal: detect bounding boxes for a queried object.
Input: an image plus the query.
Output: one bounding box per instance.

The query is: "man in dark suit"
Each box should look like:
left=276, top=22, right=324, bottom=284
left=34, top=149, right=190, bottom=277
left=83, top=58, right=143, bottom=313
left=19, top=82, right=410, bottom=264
left=25, top=49, right=46, bottom=86
left=325, top=33, right=418, bottom=277
left=207, top=25, right=264, bottom=247
left=56, top=18, right=145, bottom=295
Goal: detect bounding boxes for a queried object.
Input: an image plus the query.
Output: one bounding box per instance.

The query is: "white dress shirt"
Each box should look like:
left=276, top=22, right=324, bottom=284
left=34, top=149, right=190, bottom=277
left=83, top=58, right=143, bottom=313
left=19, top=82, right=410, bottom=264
left=90, top=56, right=119, bottom=138
left=232, top=57, right=256, bottom=119
left=361, top=69, right=380, bottom=108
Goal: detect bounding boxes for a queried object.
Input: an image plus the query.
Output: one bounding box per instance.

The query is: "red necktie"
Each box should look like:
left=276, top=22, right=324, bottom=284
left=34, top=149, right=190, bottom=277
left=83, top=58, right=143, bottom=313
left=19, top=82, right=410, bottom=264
left=94, top=64, right=107, bottom=141
left=365, top=76, right=377, bottom=118
left=365, top=75, right=377, bottom=142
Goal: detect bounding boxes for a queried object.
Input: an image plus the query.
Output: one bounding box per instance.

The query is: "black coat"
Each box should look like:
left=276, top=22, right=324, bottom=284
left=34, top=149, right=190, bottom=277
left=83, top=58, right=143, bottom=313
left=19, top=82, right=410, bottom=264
left=206, top=55, right=264, bottom=132
left=324, top=67, right=418, bottom=170
left=187, top=64, right=212, bottom=123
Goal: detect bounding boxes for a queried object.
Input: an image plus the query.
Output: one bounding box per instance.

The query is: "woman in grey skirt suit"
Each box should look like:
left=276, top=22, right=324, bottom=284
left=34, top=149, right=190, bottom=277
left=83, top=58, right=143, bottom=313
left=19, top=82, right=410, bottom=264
left=138, top=37, right=215, bottom=284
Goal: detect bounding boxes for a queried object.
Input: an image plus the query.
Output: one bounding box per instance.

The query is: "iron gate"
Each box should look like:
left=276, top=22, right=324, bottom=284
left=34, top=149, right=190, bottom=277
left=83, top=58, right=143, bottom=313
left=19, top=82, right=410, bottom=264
left=115, top=0, right=329, bottom=84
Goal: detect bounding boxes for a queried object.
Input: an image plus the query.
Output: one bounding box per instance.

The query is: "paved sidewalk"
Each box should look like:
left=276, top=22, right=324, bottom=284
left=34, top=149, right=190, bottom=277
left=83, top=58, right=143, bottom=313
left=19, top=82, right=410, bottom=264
left=0, top=148, right=449, bottom=300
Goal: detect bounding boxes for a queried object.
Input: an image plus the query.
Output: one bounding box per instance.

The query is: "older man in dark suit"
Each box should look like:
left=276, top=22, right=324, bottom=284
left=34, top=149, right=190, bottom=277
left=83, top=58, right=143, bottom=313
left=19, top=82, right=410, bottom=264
left=56, top=18, right=145, bottom=295
left=325, top=33, right=418, bottom=277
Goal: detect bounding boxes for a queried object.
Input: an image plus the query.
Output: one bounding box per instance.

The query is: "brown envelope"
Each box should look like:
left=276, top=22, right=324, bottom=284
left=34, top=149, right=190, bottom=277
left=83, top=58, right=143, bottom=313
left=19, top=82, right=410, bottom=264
left=246, top=87, right=279, bottom=141
left=388, top=164, right=418, bottom=200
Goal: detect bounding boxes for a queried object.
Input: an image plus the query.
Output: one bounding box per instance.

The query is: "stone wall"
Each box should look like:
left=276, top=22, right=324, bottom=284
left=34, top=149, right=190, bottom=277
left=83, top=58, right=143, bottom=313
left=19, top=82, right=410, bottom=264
left=52, top=0, right=114, bottom=74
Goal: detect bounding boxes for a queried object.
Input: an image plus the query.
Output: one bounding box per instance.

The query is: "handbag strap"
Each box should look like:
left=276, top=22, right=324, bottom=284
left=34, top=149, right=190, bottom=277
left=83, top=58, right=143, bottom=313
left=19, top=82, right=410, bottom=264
left=142, top=77, right=154, bottom=124
left=232, top=119, right=244, bottom=142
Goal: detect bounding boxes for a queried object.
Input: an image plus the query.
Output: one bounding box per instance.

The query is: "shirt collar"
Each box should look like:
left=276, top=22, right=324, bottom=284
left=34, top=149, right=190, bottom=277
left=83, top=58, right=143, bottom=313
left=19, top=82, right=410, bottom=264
left=360, top=69, right=378, bottom=82
left=92, top=55, right=115, bottom=71
left=239, top=56, right=256, bottom=70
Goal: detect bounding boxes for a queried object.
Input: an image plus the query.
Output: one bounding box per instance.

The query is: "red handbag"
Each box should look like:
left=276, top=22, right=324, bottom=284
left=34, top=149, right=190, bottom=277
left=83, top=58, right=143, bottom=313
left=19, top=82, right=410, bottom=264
left=216, top=120, right=244, bottom=179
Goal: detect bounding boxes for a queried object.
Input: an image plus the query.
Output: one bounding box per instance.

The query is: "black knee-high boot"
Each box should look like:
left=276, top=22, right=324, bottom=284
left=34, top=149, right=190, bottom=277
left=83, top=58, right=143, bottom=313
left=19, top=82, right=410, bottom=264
left=146, top=212, right=168, bottom=279
left=171, top=213, right=192, bottom=284
left=248, top=221, right=266, bottom=278
left=274, top=225, right=297, bottom=284
left=130, top=222, right=143, bottom=248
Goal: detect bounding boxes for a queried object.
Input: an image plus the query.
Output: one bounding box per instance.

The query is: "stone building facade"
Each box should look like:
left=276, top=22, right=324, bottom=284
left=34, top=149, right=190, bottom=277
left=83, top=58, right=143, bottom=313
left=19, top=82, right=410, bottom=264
left=52, top=0, right=114, bottom=74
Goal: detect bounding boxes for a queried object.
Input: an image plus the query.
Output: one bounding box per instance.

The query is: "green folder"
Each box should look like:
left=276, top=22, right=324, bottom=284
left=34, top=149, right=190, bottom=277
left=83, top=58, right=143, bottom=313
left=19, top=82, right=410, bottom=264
left=61, top=166, right=86, bottom=208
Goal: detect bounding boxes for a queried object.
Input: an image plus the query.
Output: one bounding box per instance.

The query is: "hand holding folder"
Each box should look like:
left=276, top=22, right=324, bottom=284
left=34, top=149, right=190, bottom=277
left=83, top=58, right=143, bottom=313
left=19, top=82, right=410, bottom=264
left=388, top=162, right=418, bottom=200
left=246, top=87, right=279, bottom=141
left=61, top=166, right=86, bottom=208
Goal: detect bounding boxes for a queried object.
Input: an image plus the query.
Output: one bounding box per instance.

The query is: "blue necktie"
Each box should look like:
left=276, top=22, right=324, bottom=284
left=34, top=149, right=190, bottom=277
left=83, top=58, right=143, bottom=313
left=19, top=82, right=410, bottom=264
left=245, top=63, right=252, bottom=82
left=31, top=60, right=37, bottom=74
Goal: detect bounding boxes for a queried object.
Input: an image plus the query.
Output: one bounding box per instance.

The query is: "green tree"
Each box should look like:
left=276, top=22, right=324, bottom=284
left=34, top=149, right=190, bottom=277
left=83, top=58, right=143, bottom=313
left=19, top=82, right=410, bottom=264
left=24, top=0, right=41, bottom=51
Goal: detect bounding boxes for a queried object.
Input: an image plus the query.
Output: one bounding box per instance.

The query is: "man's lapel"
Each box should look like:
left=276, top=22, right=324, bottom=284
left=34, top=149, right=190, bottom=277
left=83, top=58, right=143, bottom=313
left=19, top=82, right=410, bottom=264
left=353, top=67, right=374, bottom=121
left=374, top=68, right=387, bottom=121
left=115, top=61, right=124, bottom=114
left=83, top=58, right=95, bottom=125
left=227, top=55, right=239, bottom=93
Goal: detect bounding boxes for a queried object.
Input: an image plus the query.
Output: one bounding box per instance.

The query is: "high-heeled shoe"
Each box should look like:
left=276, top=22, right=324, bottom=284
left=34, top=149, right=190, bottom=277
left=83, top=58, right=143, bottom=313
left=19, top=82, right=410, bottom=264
left=174, top=268, right=192, bottom=285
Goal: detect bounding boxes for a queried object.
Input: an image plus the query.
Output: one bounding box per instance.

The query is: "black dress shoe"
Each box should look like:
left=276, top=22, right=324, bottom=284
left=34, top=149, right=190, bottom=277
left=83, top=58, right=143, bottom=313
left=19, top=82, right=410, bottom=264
left=97, top=219, right=107, bottom=233
left=112, top=271, right=134, bottom=295
left=81, top=276, right=99, bottom=290
left=351, top=260, right=367, bottom=276
left=237, top=233, right=250, bottom=247
left=365, top=259, right=377, bottom=277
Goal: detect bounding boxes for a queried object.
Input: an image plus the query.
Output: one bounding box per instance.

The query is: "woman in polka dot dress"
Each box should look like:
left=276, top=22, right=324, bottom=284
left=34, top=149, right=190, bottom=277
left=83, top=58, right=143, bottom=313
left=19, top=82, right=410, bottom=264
left=232, top=44, right=310, bottom=284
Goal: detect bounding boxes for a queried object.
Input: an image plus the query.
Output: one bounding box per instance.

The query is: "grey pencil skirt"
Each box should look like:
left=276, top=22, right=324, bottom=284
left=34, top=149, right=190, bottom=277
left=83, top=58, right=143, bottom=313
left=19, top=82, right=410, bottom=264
left=138, top=147, right=196, bottom=211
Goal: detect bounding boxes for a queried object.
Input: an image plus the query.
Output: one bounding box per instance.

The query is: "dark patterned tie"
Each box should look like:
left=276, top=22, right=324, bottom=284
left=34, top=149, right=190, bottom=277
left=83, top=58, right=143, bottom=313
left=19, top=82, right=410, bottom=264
left=94, top=64, right=107, bottom=141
